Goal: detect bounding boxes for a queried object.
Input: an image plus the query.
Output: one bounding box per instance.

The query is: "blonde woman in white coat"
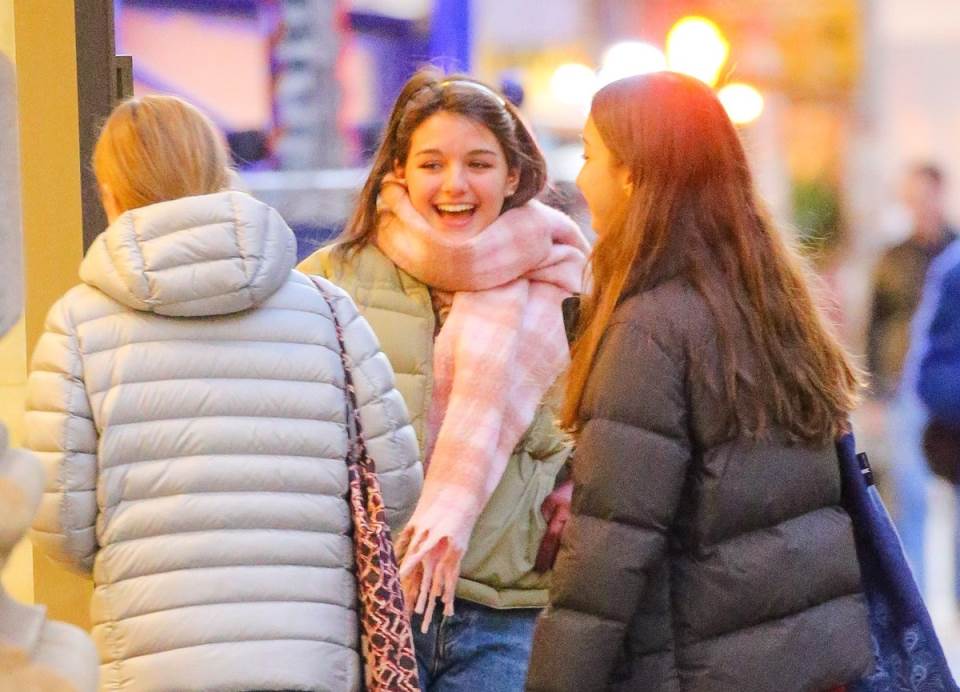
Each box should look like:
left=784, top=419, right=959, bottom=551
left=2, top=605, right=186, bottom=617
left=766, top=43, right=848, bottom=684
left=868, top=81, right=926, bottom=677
left=25, top=95, right=423, bottom=692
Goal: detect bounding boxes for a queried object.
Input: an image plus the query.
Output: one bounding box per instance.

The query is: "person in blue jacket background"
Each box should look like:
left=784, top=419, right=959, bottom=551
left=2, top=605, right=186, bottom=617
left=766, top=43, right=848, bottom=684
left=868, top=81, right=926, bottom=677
left=917, top=240, right=960, bottom=425
left=912, top=239, right=960, bottom=609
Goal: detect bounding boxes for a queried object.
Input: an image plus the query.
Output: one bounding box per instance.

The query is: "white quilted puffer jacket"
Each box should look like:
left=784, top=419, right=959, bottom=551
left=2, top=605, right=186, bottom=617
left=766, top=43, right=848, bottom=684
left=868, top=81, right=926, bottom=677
left=26, top=191, right=423, bottom=692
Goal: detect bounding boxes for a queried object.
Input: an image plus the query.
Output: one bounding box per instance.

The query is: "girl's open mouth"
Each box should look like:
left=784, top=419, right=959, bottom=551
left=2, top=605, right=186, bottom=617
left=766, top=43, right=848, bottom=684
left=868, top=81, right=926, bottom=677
left=435, top=203, right=477, bottom=225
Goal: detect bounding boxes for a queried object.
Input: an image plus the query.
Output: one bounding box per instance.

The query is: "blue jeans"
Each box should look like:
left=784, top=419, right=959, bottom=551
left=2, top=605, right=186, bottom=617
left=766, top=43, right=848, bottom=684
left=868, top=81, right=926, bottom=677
left=889, top=393, right=960, bottom=600
left=412, top=599, right=539, bottom=692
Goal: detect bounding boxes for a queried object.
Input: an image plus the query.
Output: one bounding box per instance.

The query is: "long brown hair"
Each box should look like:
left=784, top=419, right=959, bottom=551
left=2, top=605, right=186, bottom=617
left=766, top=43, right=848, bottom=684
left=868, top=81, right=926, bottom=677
left=562, top=72, right=861, bottom=444
left=337, top=68, right=547, bottom=255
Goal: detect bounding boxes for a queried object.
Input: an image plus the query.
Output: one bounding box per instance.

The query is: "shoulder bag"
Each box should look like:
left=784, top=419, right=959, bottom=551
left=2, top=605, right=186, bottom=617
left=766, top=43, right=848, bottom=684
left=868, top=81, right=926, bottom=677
left=312, top=277, right=420, bottom=692
left=838, top=433, right=958, bottom=691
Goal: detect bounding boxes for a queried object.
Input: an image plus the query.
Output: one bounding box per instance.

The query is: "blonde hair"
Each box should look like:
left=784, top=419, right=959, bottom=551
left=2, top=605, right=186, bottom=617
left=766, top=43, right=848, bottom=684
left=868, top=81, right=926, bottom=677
left=92, top=95, right=230, bottom=214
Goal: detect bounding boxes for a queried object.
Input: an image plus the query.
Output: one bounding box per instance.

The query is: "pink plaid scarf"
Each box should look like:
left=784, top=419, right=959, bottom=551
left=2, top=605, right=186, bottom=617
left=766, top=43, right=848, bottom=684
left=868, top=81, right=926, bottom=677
left=376, top=183, right=588, bottom=627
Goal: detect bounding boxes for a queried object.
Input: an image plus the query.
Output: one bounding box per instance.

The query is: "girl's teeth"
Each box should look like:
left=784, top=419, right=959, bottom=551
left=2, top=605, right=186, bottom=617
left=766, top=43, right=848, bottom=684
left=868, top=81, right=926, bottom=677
left=438, top=205, right=475, bottom=212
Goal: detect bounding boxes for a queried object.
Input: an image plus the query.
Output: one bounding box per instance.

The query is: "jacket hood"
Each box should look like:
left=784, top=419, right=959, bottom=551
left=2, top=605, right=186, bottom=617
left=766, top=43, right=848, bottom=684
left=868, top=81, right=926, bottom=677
left=80, top=191, right=297, bottom=317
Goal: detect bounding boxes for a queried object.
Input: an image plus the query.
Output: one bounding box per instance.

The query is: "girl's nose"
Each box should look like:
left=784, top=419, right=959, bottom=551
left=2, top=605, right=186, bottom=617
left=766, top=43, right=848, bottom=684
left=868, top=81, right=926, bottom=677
left=441, top=164, right=468, bottom=195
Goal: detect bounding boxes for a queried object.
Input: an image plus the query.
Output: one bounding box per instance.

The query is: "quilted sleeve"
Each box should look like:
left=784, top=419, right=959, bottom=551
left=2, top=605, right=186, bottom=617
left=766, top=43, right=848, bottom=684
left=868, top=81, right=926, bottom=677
left=26, top=296, right=99, bottom=574
left=527, top=318, right=691, bottom=692
left=322, top=278, right=424, bottom=533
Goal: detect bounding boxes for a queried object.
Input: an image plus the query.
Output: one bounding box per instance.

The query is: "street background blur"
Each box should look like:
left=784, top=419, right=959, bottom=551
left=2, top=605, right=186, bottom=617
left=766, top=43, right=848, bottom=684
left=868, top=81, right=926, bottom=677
left=5, top=0, right=960, bottom=671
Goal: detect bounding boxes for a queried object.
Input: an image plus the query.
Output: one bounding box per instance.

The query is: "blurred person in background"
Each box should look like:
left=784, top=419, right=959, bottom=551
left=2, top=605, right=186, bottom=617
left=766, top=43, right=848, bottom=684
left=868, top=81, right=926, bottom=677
left=300, top=69, right=587, bottom=691
left=526, top=71, right=872, bottom=692
left=26, top=94, right=422, bottom=691
left=914, top=236, right=960, bottom=602
left=865, top=163, right=956, bottom=594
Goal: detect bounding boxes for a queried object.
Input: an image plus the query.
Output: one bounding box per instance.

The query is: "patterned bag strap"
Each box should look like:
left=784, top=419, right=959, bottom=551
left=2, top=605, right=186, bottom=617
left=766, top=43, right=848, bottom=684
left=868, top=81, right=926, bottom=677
left=310, top=279, right=368, bottom=465
left=309, top=277, right=420, bottom=692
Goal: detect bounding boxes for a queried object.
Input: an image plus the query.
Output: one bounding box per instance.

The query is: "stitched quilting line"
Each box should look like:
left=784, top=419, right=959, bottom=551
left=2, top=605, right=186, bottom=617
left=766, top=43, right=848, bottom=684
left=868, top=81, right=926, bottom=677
left=82, top=375, right=346, bottom=399
left=100, top=634, right=359, bottom=664
left=227, top=191, right=257, bottom=308
left=78, top=332, right=342, bottom=358
left=90, top=436, right=410, bottom=468
left=68, top=297, right=334, bottom=334
left=95, top=596, right=357, bottom=625
left=97, top=561, right=354, bottom=586
left=99, top=412, right=351, bottom=429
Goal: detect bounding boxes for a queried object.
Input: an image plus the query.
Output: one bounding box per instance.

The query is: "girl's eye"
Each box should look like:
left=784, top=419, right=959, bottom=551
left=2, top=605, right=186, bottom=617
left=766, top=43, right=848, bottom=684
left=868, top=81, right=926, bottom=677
left=419, top=161, right=442, bottom=170
left=469, top=161, right=494, bottom=169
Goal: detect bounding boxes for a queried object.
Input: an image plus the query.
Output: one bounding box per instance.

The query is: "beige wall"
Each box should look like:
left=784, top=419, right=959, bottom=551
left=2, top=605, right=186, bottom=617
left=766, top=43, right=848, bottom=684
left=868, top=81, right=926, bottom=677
left=16, top=0, right=85, bottom=352
left=4, top=0, right=92, bottom=629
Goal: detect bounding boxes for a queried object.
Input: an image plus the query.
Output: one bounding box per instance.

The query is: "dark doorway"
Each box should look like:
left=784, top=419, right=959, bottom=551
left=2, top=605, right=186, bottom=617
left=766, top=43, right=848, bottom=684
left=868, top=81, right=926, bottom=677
left=75, top=0, right=132, bottom=250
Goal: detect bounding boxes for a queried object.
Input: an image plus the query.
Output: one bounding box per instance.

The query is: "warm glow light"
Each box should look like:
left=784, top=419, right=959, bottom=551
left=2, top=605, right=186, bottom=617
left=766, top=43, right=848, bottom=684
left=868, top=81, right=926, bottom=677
left=549, top=63, right=599, bottom=110
left=666, top=16, right=729, bottom=87
left=718, top=83, right=764, bottom=125
left=598, top=41, right=667, bottom=85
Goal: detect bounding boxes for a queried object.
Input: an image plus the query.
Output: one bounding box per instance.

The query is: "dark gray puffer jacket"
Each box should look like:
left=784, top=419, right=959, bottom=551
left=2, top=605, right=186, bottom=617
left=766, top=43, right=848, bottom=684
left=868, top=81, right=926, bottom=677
left=527, top=276, right=873, bottom=692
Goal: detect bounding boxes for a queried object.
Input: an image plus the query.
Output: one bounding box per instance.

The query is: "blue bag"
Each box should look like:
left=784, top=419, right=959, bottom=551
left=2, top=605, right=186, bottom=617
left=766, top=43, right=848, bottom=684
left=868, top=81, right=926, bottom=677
left=838, top=433, right=959, bottom=691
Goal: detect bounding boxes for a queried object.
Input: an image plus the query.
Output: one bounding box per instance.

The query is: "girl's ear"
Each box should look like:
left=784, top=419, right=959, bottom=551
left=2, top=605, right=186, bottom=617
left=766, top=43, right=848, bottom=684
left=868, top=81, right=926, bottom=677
left=393, top=159, right=405, bottom=180
left=505, top=167, right=520, bottom=197
left=100, top=183, right=123, bottom=223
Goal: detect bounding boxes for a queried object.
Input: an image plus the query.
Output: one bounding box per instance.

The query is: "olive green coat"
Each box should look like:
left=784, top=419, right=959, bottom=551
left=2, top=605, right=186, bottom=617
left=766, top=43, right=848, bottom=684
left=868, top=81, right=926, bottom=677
left=300, top=244, right=571, bottom=608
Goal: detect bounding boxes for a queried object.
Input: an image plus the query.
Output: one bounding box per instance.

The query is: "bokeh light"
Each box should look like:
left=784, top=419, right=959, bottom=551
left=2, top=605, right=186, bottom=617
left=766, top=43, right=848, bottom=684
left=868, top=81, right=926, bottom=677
left=598, top=41, right=667, bottom=86
left=718, top=82, right=765, bottom=125
left=666, top=16, right=729, bottom=87
left=549, top=62, right=599, bottom=111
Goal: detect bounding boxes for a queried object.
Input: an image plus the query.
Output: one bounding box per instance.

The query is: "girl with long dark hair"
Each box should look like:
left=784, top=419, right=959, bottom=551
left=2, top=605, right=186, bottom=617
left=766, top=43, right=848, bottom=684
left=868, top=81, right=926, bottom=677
left=526, top=72, right=873, bottom=692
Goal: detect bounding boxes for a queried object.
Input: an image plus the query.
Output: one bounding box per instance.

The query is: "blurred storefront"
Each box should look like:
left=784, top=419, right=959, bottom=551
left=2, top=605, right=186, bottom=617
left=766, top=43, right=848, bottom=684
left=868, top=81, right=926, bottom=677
left=104, top=1, right=864, bottom=257
left=475, top=0, right=860, bottom=232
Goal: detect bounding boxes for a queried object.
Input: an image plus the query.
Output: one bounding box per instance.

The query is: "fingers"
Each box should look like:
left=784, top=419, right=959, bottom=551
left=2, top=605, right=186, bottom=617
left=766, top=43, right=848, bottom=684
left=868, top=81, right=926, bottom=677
left=534, top=531, right=558, bottom=573
left=398, top=528, right=438, bottom=579
left=438, top=544, right=461, bottom=617
left=401, top=567, right=418, bottom=618
left=397, top=533, right=466, bottom=631
left=380, top=172, right=407, bottom=188
left=534, top=511, right=569, bottom=573
left=414, top=557, right=433, bottom=616
left=541, top=479, right=574, bottom=521
left=420, top=568, right=440, bottom=634
left=428, top=560, right=446, bottom=606
left=442, top=563, right=457, bottom=617
left=443, top=586, right=456, bottom=617
left=377, top=176, right=410, bottom=215
left=421, top=563, right=446, bottom=632
left=540, top=493, right=556, bottom=520
left=418, top=545, right=463, bottom=627
left=552, top=480, right=574, bottom=506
